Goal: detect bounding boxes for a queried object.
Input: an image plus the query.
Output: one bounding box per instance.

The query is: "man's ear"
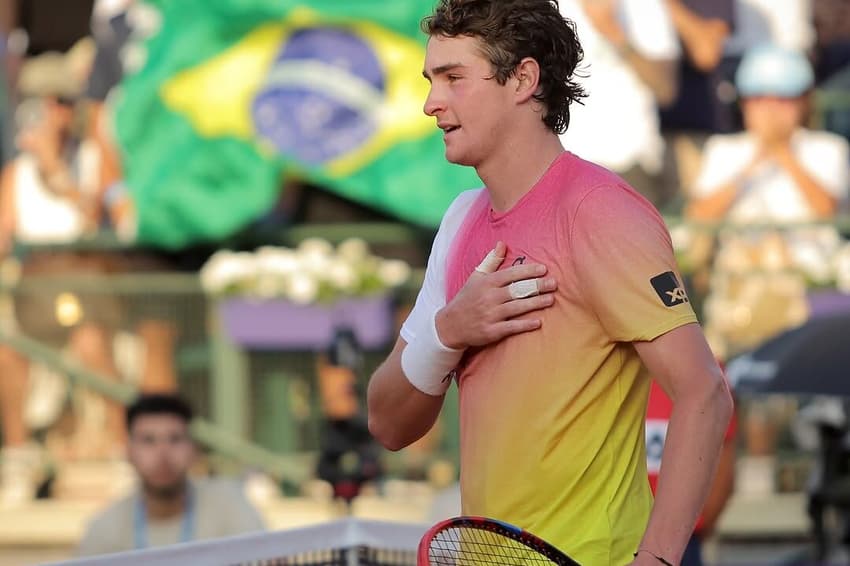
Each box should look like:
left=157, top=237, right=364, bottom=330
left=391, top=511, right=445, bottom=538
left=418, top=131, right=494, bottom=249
left=514, top=57, right=541, bottom=104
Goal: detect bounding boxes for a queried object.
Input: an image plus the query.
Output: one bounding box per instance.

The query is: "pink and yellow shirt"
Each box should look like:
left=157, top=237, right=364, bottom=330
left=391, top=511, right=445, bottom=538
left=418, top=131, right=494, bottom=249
left=402, top=152, right=697, bottom=564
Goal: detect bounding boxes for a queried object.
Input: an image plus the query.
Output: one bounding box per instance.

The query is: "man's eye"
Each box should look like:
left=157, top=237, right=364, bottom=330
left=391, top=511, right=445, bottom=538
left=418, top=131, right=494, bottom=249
left=447, top=75, right=461, bottom=82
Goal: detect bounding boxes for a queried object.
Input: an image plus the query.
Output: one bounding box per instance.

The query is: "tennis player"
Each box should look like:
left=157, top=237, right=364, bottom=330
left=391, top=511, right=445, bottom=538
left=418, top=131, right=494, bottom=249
left=367, top=1, right=734, bottom=564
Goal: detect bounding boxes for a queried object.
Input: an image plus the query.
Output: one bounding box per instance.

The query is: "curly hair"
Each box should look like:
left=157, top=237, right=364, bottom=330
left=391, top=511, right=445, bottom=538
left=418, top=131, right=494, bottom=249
left=422, top=0, right=586, bottom=135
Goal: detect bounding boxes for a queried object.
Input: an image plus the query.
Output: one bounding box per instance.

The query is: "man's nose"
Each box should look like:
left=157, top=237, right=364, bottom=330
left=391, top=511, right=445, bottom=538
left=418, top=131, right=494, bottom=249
left=423, top=86, right=445, bottom=117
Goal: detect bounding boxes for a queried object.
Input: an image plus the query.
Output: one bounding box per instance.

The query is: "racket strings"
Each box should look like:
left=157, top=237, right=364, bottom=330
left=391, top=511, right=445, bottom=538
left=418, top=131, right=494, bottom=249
left=428, top=526, right=558, bottom=565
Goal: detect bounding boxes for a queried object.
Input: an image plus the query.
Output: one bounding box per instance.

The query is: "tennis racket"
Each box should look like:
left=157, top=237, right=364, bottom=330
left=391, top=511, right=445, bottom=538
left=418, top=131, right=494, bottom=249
left=418, top=516, right=581, bottom=565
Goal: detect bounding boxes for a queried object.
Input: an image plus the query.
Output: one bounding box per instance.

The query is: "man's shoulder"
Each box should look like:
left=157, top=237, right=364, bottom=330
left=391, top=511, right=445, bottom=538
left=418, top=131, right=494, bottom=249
left=562, top=154, right=656, bottom=214
left=797, top=128, right=850, bottom=152
left=87, top=493, right=134, bottom=527
left=193, top=477, right=254, bottom=509
left=78, top=493, right=134, bottom=555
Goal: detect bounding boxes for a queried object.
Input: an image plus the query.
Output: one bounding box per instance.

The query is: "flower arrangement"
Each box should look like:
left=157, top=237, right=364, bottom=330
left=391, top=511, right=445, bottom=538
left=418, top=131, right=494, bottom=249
left=670, top=224, right=850, bottom=359
left=200, top=237, right=412, bottom=305
left=201, top=238, right=412, bottom=349
left=671, top=224, right=850, bottom=292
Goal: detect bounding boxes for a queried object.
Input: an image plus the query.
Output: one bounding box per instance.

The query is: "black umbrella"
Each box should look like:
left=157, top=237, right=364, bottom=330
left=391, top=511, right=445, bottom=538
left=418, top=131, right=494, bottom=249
left=726, top=311, right=850, bottom=397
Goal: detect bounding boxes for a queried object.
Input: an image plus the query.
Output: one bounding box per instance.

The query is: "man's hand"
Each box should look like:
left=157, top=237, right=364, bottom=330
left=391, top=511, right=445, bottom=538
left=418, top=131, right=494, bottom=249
left=435, top=241, right=557, bottom=350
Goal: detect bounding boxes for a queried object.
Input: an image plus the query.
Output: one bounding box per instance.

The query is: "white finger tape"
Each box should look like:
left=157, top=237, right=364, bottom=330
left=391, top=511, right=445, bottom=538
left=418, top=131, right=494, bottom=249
left=475, top=248, right=505, bottom=274
left=508, top=278, right=539, bottom=300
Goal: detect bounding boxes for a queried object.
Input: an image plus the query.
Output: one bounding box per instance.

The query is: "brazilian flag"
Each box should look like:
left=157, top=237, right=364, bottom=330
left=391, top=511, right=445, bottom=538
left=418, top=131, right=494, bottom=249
left=115, top=0, right=481, bottom=249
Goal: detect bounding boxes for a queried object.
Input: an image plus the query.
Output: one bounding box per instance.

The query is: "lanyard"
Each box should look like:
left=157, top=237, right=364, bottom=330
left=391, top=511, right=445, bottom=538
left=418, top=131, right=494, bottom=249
left=133, top=484, right=195, bottom=549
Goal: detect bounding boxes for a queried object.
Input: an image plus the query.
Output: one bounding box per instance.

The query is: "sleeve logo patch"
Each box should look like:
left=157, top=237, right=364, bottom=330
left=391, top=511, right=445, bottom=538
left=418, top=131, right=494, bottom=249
left=650, top=271, right=689, bottom=307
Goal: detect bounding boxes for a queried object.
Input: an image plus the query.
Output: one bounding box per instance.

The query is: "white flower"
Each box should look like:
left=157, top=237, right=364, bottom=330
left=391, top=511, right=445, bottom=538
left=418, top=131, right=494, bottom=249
left=199, top=251, right=255, bottom=294
left=287, top=272, right=319, bottom=305
left=337, top=238, right=370, bottom=262
left=297, top=239, right=334, bottom=276
left=201, top=238, right=408, bottom=303
left=327, top=259, right=358, bottom=292
left=298, top=238, right=334, bottom=257
left=378, top=259, right=411, bottom=287
left=255, top=246, right=299, bottom=277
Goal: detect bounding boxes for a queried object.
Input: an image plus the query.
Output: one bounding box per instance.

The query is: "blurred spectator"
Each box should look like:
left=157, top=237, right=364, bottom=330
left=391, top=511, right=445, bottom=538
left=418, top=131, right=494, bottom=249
left=558, top=0, right=681, bottom=208
left=688, top=45, right=847, bottom=224
left=83, top=0, right=182, bottom=394
left=724, top=0, right=815, bottom=58
left=77, top=394, right=265, bottom=556
left=0, top=40, right=128, bottom=505
left=662, top=0, right=735, bottom=132
left=659, top=0, right=736, bottom=201
left=647, top=379, right=737, bottom=566
left=811, top=0, right=850, bottom=145
left=812, top=0, right=850, bottom=82
left=686, top=45, right=849, bottom=360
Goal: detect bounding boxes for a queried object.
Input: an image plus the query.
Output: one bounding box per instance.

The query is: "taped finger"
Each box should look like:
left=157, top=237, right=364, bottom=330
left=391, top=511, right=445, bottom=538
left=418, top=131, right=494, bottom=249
left=475, top=247, right=506, bottom=274
left=508, top=278, right=540, bottom=300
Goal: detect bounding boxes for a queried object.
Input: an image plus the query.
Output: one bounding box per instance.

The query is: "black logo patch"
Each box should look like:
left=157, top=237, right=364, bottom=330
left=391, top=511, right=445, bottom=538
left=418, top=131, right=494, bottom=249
left=650, top=271, right=689, bottom=307
left=511, top=256, right=526, bottom=266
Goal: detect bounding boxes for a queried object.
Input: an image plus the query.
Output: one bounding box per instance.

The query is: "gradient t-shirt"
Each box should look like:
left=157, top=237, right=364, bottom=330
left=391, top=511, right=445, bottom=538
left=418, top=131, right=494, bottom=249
left=402, top=151, right=697, bottom=564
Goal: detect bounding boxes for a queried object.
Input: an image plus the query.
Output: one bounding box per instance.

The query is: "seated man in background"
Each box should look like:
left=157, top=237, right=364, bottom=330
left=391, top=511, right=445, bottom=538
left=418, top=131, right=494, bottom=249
left=77, top=394, right=265, bottom=556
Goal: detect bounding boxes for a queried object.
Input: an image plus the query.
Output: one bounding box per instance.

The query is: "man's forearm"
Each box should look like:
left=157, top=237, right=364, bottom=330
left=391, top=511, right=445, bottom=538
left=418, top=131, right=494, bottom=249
left=366, top=344, right=446, bottom=451
left=686, top=182, right=739, bottom=221
left=639, top=380, right=734, bottom=564
left=666, top=0, right=730, bottom=71
left=620, top=50, right=678, bottom=107
left=774, top=148, right=837, bottom=217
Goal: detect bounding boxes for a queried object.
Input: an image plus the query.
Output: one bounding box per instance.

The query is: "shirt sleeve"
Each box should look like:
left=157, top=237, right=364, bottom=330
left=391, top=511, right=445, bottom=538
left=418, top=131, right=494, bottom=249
left=400, top=190, right=481, bottom=344
left=224, top=493, right=266, bottom=535
left=621, top=0, right=681, bottom=60
left=76, top=506, right=129, bottom=557
left=799, top=132, right=850, bottom=202
left=692, top=134, right=753, bottom=199
left=570, top=184, right=697, bottom=342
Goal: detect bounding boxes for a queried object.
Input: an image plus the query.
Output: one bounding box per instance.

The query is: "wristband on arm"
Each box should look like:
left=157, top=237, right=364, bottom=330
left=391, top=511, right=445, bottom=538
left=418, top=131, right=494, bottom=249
left=401, top=312, right=464, bottom=396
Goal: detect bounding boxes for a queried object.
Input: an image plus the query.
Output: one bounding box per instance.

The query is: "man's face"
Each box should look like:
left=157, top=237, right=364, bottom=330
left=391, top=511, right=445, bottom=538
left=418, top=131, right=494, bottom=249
left=742, top=96, right=806, bottom=145
left=128, top=414, right=194, bottom=496
left=422, top=35, right=515, bottom=167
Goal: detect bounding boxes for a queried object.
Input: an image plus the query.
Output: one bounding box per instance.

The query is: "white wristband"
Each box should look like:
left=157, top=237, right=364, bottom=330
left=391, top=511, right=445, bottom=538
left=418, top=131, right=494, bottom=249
left=401, top=312, right=464, bottom=396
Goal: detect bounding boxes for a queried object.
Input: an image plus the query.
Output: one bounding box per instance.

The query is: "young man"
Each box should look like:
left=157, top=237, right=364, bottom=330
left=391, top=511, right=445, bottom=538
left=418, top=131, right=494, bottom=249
left=367, top=1, right=733, bottom=564
left=77, top=394, right=265, bottom=556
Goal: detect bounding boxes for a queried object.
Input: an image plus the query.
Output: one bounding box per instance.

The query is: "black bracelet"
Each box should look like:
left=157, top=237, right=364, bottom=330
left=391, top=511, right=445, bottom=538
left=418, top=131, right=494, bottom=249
left=634, top=549, right=674, bottom=566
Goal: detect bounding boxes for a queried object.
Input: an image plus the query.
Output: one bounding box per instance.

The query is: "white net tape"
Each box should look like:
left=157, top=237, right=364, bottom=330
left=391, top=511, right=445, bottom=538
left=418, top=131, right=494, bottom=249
left=53, top=518, right=427, bottom=566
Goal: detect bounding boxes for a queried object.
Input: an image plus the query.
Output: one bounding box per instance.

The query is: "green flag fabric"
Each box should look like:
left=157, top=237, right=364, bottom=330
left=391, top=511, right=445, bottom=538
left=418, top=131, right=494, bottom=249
left=115, top=0, right=481, bottom=249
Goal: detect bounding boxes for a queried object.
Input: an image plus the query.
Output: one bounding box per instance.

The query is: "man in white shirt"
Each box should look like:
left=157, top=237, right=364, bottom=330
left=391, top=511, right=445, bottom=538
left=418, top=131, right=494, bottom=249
left=689, top=44, right=848, bottom=224
left=558, top=0, right=680, bottom=207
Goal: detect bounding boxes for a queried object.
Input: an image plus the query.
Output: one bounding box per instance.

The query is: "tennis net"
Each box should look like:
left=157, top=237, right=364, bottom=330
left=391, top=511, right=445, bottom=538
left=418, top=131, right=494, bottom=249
left=54, top=518, right=426, bottom=566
